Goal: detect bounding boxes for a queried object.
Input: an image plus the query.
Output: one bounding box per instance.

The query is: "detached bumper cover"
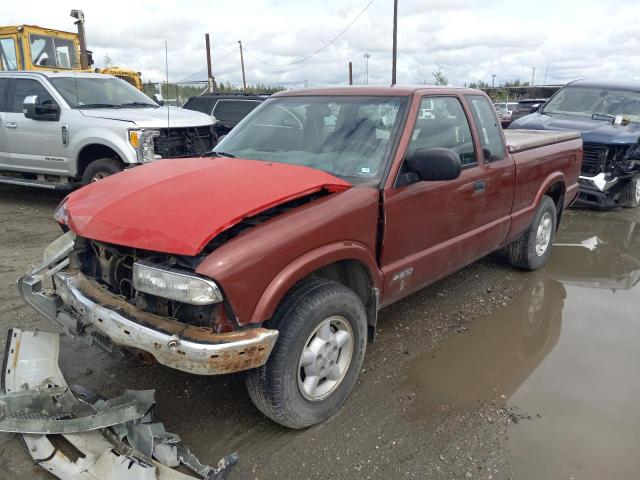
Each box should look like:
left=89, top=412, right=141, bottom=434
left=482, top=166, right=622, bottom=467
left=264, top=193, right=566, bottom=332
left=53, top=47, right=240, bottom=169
left=18, top=233, right=278, bottom=376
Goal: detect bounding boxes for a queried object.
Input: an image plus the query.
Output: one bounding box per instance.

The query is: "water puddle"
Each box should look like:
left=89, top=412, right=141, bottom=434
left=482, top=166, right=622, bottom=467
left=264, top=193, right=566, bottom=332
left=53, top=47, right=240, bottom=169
left=410, top=209, right=640, bottom=479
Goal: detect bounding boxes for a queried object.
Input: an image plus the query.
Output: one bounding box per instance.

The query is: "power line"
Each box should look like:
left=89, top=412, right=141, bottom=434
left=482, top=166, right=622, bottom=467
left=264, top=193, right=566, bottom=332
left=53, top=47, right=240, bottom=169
left=243, top=0, right=375, bottom=67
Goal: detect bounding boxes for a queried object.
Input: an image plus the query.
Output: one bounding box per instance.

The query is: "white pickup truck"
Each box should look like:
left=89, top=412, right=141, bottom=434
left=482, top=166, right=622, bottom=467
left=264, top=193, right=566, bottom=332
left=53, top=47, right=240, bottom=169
left=0, top=71, right=214, bottom=188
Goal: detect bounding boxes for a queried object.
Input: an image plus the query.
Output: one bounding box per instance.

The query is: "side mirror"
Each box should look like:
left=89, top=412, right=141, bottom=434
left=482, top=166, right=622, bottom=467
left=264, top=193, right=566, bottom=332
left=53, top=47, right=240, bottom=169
left=153, top=93, right=165, bottom=106
left=23, top=95, right=61, bottom=121
left=529, top=104, right=540, bottom=113
left=406, top=148, right=462, bottom=181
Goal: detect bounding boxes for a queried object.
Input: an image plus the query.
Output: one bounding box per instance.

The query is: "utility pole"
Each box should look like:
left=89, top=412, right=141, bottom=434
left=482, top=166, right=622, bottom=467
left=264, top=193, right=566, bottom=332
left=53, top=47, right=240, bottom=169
left=492, top=74, right=496, bottom=88
left=391, top=0, right=398, bottom=85
left=543, top=65, right=549, bottom=85
left=531, top=67, right=536, bottom=87
left=364, top=52, right=370, bottom=85
left=238, top=40, right=247, bottom=92
left=349, top=62, right=353, bottom=85
left=205, top=33, right=214, bottom=93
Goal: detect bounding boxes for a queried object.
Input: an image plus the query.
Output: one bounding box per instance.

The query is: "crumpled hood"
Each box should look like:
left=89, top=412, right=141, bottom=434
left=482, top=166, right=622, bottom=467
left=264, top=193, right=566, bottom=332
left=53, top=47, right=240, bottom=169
left=511, top=113, right=640, bottom=145
left=79, top=106, right=213, bottom=128
left=64, top=158, right=351, bottom=255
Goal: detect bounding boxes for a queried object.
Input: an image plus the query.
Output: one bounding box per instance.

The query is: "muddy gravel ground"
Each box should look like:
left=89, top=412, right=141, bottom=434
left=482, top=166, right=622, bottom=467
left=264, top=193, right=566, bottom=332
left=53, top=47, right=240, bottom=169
left=0, top=183, right=638, bottom=480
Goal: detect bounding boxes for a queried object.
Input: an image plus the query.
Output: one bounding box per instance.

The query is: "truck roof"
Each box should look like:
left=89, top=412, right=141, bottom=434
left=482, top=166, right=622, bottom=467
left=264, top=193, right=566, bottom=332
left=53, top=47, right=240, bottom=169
left=272, top=85, right=485, bottom=97
left=0, top=70, right=120, bottom=80
left=567, top=79, right=640, bottom=92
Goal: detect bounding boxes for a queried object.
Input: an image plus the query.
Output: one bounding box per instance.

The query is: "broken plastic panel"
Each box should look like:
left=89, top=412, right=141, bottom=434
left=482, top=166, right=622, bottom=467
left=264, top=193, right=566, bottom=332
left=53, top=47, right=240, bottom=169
left=1, top=328, right=238, bottom=479
left=0, top=328, right=154, bottom=434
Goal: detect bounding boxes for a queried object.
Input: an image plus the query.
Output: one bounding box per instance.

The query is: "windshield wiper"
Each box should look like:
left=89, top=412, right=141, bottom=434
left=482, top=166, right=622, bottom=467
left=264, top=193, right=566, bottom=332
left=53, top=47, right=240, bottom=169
left=200, top=151, right=236, bottom=158
left=78, top=103, right=122, bottom=109
left=592, top=113, right=616, bottom=124
left=120, top=102, right=157, bottom=108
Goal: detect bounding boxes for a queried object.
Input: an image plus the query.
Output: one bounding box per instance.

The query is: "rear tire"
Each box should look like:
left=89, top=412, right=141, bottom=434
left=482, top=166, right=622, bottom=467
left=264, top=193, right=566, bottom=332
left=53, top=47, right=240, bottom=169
left=507, top=195, right=557, bottom=271
left=620, top=175, right=640, bottom=208
left=245, top=278, right=367, bottom=429
left=81, top=158, right=123, bottom=185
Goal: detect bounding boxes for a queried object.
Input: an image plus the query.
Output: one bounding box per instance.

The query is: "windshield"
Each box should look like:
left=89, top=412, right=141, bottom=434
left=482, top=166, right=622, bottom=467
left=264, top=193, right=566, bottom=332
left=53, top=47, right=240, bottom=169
left=543, top=85, right=640, bottom=122
left=214, top=96, right=408, bottom=184
left=49, top=76, right=157, bottom=108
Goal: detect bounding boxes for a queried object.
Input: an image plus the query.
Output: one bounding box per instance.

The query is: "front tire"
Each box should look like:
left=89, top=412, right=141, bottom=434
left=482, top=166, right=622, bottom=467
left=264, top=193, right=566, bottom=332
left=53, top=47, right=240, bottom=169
left=620, top=175, right=640, bottom=208
left=81, top=158, right=123, bottom=186
left=507, top=195, right=557, bottom=270
left=245, top=278, right=367, bottom=429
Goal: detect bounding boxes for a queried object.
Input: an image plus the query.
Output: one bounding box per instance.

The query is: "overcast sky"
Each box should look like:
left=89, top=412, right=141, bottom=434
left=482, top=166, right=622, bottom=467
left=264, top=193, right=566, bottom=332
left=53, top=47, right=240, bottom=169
left=3, top=0, right=640, bottom=89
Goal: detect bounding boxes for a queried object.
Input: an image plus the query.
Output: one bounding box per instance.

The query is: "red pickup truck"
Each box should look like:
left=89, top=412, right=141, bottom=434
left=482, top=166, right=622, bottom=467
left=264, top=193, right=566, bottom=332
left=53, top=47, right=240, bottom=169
left=20, top=86, right=582, bottom=428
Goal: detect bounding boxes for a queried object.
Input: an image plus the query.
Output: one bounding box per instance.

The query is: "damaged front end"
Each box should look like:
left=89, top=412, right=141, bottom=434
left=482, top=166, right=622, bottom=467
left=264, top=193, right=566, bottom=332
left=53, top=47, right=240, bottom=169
left=578, top=142, right=640, bottom=207
left=0, top=328, right=238, bottom=480
left=17, top=231, right=278, bottom=376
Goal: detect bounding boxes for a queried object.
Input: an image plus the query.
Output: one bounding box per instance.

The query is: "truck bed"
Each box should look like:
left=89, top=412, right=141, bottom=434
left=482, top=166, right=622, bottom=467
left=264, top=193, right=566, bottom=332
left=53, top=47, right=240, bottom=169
left=504, top=129, right=581, bottom=153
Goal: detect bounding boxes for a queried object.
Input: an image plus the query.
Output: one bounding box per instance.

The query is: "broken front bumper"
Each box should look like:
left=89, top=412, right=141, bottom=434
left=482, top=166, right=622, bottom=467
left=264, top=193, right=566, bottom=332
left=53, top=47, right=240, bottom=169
left=18, top=232, right=278, bottom=376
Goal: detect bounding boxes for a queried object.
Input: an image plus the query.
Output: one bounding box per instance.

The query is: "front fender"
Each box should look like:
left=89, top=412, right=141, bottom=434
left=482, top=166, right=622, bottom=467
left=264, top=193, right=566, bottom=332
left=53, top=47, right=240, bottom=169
left=249, top=241, right=383, bottom=324
left=72, top=129, right=137, bottom=174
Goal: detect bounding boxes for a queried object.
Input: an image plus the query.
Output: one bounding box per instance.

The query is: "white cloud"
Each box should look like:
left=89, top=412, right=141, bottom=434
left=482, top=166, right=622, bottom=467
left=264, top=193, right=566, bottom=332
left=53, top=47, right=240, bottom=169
left=2, top=0, right=640, bottom=88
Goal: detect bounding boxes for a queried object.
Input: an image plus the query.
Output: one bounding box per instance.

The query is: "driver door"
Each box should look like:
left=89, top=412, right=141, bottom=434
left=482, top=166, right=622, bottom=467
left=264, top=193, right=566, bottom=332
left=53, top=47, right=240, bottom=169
left=381, top=95, right=488, bottom=305
left=5, top=77, right=70, bottom=174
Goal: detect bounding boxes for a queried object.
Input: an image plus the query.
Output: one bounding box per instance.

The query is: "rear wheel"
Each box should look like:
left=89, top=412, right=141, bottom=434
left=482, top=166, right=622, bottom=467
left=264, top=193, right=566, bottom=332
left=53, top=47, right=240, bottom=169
left=507, top=195, right=557, bottom=270
left=620, top=175, right=640, bottom=208
left=81, top=158, right=123, bottom=185
left=245, top=278, right=367, bottom=429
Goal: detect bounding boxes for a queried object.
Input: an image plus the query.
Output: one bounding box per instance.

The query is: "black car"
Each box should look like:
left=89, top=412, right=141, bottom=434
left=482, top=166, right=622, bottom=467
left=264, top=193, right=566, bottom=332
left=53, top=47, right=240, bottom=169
left=510, top=80, right=640, bottom=209
left=510, top=98, right=548, bottom=123
left=182, top=93, right=268, bottom=142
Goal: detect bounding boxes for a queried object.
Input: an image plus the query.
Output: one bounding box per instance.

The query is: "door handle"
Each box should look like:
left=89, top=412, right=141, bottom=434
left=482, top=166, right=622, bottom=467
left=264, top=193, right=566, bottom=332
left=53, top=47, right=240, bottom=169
left=5, top=122, right=17, bottom=129
left=474, top=180, right=486, bottom=193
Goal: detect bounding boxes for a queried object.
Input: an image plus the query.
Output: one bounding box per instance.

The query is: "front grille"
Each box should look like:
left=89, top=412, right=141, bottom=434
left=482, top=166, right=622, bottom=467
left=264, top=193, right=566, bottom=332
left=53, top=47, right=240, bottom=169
left=582, top=144, right=608, bottom=175
left=153, top=126, right=215, bottom=158
left=76, top=239, right=218, bottom=327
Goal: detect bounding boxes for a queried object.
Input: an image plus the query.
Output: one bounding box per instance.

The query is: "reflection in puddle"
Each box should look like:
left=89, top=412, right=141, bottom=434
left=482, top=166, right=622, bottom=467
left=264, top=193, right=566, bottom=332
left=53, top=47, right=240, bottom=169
left=549, top=211, right=640, bottom=290
left=410, top=274, right=566, bottom=410
left=410, top=210, right=640, bottom=479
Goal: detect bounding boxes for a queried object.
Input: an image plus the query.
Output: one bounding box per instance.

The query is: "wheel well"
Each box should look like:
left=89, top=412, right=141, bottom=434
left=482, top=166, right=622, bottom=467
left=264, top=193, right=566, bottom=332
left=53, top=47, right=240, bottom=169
left=77, top=144, right=122, bottom=176
left=545, top=181, right=565, bottom=227
left=307, top=260, right=378, bottom=341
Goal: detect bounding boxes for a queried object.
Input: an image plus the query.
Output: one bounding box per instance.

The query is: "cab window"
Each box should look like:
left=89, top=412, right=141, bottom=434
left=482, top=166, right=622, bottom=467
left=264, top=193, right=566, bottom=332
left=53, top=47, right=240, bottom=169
left=10, top=79, right=56, bottom=113
left=466, top=95, right=505, bottom=162
left=29, top=35, right=77, bottom=69
left=213, top=99, right=262, bottom=123
left=0, top=38, right=19, bottom=70
left=407, top=96, right=476, bottom=166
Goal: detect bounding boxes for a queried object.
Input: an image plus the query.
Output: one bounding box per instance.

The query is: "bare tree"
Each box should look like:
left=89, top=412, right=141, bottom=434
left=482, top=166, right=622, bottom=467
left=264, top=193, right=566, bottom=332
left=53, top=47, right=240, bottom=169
left=432, top=64, right=448, bottom=86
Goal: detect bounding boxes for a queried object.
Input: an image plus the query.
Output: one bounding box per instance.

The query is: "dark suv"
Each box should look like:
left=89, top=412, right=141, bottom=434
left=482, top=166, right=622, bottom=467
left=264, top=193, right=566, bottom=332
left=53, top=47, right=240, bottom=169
left=510, top=80, right=640, bottom=209
left=182, top=93, right=268, bottom=142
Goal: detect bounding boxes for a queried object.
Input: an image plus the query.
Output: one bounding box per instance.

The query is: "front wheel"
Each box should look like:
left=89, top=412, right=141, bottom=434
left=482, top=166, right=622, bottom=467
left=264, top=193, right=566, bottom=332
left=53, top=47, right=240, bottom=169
left=620, top=175, right=640, bottom=208
left=81, top=158, right=123, bottom=186
left=507, top=195, right=557, bottom=270
left=245, top=278, right=367, bottom=429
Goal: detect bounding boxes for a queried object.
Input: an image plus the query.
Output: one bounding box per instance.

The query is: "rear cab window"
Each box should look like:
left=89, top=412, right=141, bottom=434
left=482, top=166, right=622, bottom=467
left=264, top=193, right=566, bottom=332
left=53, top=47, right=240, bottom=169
left=465, top=95, right=506, bottom=163
left=213, top=99, right=262, bottom=123
left=0, top=77, right=9, bottom=111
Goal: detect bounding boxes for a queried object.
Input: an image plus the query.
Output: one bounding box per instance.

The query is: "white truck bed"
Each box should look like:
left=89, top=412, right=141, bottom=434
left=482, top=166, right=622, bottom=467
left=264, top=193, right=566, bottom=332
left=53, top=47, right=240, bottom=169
left=504, top=129, right=581, bottom=153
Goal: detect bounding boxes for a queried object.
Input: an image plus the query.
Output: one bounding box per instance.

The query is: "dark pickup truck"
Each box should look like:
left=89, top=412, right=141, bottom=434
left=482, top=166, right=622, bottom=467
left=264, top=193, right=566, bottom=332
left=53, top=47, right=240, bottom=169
left=20, top=86, right=582, bottom=428
left=510, top=80, right=640, bottom=208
